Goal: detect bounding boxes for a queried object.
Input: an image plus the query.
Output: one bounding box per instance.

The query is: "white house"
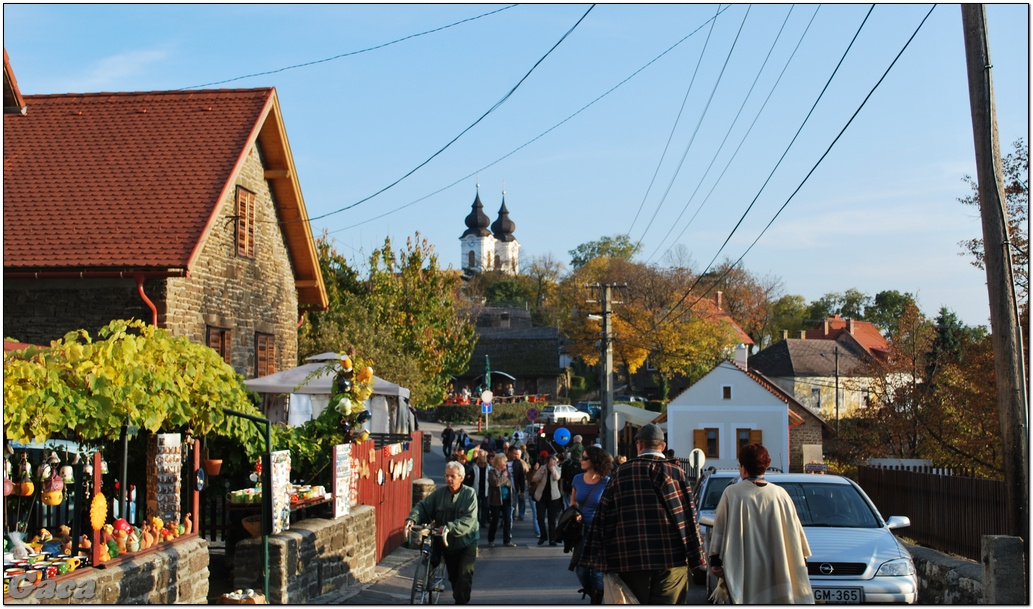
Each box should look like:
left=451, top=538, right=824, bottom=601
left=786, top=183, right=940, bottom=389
left=662, top=351, right=825, bottom=473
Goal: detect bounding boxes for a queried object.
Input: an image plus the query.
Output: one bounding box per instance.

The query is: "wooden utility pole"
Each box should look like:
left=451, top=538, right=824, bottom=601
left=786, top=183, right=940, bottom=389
left=587, top=283, right=623, bottom=457
left=961, top=3, right=1029, bottom=566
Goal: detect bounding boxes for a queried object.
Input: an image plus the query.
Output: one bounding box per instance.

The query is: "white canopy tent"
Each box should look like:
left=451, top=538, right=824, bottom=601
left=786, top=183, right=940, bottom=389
left=244, top=353, right=413, bottom=433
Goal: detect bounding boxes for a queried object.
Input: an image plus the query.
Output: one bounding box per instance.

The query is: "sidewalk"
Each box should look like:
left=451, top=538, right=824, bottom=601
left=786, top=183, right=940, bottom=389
left=313, top=543, right=422, bottom=604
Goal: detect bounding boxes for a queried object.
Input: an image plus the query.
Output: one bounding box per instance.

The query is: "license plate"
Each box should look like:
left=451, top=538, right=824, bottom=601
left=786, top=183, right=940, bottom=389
left=814, top=587, right=864, bottom=603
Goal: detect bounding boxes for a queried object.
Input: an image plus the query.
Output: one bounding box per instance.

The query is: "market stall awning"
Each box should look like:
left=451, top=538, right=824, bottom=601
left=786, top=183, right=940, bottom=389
left=244, top=354, right=409, bottom=399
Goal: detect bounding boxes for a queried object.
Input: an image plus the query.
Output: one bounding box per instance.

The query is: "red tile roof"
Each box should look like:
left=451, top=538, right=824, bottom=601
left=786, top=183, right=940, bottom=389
left=805, top=315, right=889, bottom=356
left=3, top=85, right=327, bottom=309
left=5, top=88, right=272, bottom=269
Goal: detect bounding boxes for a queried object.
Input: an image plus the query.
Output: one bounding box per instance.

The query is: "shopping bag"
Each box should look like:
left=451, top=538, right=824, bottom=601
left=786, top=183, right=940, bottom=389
left=602, top=573, right=639, bottom=604
left=709, top=577, right=731, bottom=604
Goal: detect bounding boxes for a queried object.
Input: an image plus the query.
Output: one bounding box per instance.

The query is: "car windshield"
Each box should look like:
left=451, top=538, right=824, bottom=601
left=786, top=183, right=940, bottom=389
left=771, top=481, right=882, bottom=528
left=699, top=476, right=736, bottom=511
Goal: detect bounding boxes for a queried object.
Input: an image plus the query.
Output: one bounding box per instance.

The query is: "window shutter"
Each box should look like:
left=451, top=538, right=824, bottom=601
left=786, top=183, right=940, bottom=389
left=693, top=429, right=706, bottom=450
left=749, top=429, right=762, bottom=445
left=236, top=187, right=255, bottom=258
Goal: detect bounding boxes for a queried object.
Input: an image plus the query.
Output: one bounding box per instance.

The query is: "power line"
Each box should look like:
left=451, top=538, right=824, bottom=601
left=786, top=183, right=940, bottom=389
left=646, top=5, right=812, bottom=264
left=655, top=5, right=936, bottom=343
left=627, top=4, right=724, bottom=240
left=179, top=5, right=518, bottom=90
left=647, top=5, right=877, bottom=336
left=307, top=4, right=596, bottom=223
left=328, top=5, right=731, bottom=235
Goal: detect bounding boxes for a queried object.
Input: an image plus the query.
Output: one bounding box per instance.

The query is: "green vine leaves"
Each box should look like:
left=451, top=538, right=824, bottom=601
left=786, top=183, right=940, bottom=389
left=4, top=319, right=262, bottom=447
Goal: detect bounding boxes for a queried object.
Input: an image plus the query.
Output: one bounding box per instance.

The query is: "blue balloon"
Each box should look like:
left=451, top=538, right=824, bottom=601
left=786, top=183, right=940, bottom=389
left=554, top=427, right=571, bottom=446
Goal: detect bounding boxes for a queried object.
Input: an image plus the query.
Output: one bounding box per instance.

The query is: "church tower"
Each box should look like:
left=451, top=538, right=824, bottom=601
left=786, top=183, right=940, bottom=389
left=460, top=190, right=494, bottom=274
left=490, top=193, right=520, bottom=274
left=460, top=187, right=519, bottom=275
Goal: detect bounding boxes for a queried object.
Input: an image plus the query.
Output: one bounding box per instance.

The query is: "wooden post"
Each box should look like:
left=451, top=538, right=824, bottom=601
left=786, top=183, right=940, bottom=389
left=961, top=4, right=1030, bottom=573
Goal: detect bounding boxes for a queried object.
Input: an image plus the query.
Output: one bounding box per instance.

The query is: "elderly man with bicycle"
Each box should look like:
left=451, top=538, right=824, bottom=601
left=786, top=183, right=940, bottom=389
left=405, top=460, right=480, bottom=604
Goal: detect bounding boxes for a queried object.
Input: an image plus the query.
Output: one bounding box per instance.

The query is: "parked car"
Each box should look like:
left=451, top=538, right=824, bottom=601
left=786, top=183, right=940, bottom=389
left=574, top=401, right=601, bottom=422
left=538, top=404, right=590, bottom=424
left=691, top=470, right=740, bottom=584
left=614, top=395, right=646, bottom=404
left=698, top=473, right=918, bottom=604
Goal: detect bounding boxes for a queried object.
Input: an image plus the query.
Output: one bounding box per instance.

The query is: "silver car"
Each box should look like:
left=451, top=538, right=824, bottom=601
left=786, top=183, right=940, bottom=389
left=699, top=473, right=918, bottom=604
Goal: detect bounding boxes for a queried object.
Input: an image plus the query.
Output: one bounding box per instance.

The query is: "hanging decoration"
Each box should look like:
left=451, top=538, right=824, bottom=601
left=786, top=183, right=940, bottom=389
left=327, top=348, right=376, bottom=444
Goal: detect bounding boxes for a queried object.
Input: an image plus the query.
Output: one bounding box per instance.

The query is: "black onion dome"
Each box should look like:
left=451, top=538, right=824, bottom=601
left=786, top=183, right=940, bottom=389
left=461, top=192, right=492, bottom=238
left=491, top=199, right=517, bottom=242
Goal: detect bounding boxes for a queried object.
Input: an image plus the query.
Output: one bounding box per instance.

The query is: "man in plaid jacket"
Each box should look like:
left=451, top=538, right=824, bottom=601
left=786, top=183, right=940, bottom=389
left=577, top=423, right=706, bottom=604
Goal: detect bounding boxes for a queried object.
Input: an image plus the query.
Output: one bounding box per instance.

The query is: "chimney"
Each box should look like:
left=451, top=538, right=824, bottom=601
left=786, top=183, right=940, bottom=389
left=847, top=318, right=855, bottom=334
left=735, top=344, right=748, bottom=370
left=799, top=331, right=807, bottom=339
left=781, top=330, right=789, bottom=341
left=715, top=291, right=724, bottom=311
left=823, top=319, right=830, bottom=336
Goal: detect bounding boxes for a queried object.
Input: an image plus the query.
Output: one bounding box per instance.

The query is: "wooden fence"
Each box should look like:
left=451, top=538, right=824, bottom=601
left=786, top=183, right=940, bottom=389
left=857, top=464, right=1008, bottom=562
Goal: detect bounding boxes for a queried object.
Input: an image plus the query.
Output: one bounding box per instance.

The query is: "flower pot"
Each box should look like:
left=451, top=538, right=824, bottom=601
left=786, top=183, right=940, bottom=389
left=202, top=459, right=223, bottom=476
left=241, top=515, right=263, bottom=538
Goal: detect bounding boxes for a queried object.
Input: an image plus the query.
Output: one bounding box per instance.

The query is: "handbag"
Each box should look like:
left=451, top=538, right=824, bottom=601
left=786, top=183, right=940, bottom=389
left=603, top=572, right=639, bottom=604
left=555, top=505, right=583, bottom=552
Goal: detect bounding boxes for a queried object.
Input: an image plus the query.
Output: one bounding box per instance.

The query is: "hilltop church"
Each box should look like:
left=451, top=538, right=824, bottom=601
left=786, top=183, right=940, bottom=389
left=460, top=189, right=520, bottom=275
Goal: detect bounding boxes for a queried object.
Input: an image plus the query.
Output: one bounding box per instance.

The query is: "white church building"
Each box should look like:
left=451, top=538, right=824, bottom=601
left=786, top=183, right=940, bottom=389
left=460, top=189, right=520, bottom=275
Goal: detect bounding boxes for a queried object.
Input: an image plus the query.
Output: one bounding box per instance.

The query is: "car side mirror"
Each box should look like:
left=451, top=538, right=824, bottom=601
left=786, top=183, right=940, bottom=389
left=885, top=515, right=910, bottom=530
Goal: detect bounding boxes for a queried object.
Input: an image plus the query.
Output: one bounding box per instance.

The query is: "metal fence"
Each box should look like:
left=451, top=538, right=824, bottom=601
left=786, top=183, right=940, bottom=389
left=857, top=464, right=1008, bottom=562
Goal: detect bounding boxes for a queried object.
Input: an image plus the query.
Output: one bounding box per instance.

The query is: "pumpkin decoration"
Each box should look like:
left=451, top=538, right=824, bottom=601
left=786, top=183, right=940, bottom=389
left=90, top=492, right=108, bottom=531
left=41, top=468, right=65, bottom=505
left=16, top=480, right=35, bottom=497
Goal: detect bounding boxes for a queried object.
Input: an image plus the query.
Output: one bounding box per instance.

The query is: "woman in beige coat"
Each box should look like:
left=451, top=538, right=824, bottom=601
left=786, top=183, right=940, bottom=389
left=531, top=452, right=562, bottom=545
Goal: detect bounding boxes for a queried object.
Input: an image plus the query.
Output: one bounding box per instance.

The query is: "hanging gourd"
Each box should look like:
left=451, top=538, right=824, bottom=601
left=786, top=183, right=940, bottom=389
left=329, top=347, right=375, bottom=444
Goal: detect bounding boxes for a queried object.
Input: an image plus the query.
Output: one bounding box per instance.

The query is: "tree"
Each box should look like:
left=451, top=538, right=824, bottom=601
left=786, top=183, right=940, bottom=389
left=3, top=319, right=263, bottom=451
left=807, top=289, right=872, bottom=323
left=698, top=260, right=785, bottom=347
left=865, top=290, right=919, bottom=338
left=299, top=234, right=476, bottom=409
left=559, top=257, right=739, bottom=401
left=765, top=294, right=810, bottom=346
left=958, top=137, right=1028, bottom=309
left=568, top=234, right=641, bottom=270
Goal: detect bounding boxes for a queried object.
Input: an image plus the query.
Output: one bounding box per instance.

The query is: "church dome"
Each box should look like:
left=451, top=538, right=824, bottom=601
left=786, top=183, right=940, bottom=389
left=461, top=191, right=492, bottom=238
left=491, top=199, right=517, bottom=242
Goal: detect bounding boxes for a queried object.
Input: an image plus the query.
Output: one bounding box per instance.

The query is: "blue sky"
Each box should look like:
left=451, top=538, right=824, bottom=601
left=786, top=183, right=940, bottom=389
left=4, top=3, right=1028, bottom=328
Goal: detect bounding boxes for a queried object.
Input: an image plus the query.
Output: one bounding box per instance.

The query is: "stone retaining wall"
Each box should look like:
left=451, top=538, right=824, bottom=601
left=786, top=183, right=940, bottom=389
left=5, top=535, right=209, bottom=605
left=232, top=505, right=377, bottom=604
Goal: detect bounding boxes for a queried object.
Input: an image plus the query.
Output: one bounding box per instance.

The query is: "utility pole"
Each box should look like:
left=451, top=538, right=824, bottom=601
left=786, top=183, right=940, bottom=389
left=962, top=4, right=1029, bottom=567
left=587, top=283, right=623, bottom=457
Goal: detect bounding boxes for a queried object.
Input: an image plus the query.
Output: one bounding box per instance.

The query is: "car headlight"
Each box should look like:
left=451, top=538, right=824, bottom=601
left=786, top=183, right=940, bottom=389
left=876, top=558, right=916, bottom=577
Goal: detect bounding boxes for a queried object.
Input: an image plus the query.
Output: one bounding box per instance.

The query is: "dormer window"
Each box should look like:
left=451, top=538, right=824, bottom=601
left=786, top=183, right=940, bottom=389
left=722, top=385, right=732, bottom=400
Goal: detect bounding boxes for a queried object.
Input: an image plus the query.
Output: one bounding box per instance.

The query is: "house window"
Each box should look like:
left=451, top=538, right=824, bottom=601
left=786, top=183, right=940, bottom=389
left=694, top=428, right=720, bottom=458
left=236, top=186, right=256, bottom=258
left=811, top=387, right=821, bottom=409
left=736, top=428, right=762, bottom=456
left=722, top=385, right=732, bottom=400
left=256, top=333, right=276, bottom=377
left=467, top=251, right=475, bottom=269
left=207, top=326, right=232, bottom=365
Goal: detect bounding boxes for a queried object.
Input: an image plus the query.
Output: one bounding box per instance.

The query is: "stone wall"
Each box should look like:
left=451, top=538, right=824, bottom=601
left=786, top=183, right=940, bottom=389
left=5, top=536, right=209, bottom=605
left=164, top=143, right=299, bottom=376
left=232, top=505, right=377, bottom=604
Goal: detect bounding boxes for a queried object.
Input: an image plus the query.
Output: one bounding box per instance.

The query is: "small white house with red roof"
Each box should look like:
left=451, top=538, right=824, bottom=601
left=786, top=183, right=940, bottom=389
left=661, top=350, right=826, bottom=473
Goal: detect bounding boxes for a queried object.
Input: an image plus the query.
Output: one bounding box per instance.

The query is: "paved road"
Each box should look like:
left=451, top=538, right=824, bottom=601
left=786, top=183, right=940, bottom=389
left=343, top=420, right=708, bottom=604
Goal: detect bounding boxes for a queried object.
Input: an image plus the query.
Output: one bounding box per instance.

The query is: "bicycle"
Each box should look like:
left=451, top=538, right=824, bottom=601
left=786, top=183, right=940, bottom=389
left=408, top=524, right=447, bottom=604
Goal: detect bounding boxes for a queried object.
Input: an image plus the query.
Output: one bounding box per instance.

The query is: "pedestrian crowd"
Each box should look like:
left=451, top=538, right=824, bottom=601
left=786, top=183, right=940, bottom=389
left=429, top=421, right=812, bottom=604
